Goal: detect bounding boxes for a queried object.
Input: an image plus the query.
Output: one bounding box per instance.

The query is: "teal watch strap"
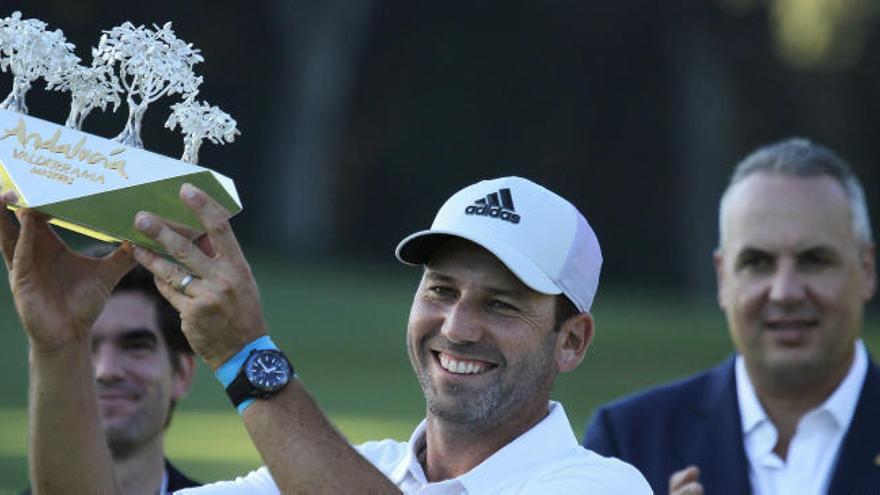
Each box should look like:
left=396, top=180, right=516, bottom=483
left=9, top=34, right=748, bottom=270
left=215, top=336, right=278, bottom=414
left=214, top=335, right=278, bottom=387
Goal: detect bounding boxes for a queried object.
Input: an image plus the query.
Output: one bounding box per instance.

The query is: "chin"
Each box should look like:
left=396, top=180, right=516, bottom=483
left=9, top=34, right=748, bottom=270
left=427, top=392, right=496, bottom=424
left=428, top=404, right=488, bottom=424
left=764, top=351, right=829, bottom=380
left=100, top=413, right=134, bottom=431
left=766, top=344, right=822, bottom=363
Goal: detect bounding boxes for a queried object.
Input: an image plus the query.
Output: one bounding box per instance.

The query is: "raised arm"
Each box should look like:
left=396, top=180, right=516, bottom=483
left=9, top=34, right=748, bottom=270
left=0, top=191, right=134, bottom=494
left=131, top=184, right=399, bottom=493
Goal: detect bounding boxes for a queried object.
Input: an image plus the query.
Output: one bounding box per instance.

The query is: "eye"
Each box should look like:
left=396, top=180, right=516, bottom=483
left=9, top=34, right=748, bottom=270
left=487, top=299, right=518, bottom=312
left=428, top=285, right=456, bottom=299
left=736, top=251, right=774, bottom=273
left=798, top=249, right=836, bottom=270
left=123, top=337, right=156, bottom=353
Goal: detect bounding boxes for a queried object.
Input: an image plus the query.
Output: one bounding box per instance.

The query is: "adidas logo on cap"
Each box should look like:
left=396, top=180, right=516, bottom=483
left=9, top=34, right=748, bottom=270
left=396, top=176, right=603, bottom=312
left=464, top=188, right=521, bottom=224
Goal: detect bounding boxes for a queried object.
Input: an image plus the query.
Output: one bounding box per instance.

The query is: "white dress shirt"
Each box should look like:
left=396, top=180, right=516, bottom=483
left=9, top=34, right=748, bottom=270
left=176, top=401, right=650, bottom=494
left=736, top=341, right=867, bottom=495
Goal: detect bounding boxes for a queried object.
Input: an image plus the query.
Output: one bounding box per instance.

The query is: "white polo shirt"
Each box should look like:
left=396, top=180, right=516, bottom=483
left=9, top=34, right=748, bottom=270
left=736, top=340, right=867, bottom=495
left=176, top=401, right=650, bottom=494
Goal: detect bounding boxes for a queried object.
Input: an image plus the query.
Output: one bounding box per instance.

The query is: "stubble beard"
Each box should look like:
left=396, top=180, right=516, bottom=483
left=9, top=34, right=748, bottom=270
left=102, top=403, right=165, bottom=460
left=411, top=333, right=558, bottom=429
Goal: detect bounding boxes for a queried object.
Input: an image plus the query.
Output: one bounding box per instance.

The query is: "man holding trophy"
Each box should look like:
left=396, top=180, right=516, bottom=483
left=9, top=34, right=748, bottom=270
left=0, top=12, right=648, bottom=494
left=3, top=177, right=650, bottom=494
left=0, top=13, right=235, bottom=495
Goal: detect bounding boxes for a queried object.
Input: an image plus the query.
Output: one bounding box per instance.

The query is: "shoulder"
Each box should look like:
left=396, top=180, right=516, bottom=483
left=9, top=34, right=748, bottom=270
left=166, top=459, right=200, bottom=490
left=593, top=357, right=735, bottom=418
left=515, top=447, right=652, bottom=494
left=355, top=438, right=409, bottom=475
left=583, top=358, right=737, bottom=456
left=173, top=466, right=278, bottom=495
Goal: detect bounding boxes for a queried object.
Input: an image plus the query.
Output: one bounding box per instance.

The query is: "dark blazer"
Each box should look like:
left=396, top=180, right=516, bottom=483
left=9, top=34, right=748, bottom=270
left=21, top=458, right=199, bottom=494
left=167, top=458, right=200, bottom=492
left=583, top=356, right=880, bottom=495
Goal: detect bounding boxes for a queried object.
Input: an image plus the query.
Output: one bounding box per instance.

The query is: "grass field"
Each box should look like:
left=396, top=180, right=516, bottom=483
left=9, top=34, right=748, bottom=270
left=0, top=253, right=877, bottom=491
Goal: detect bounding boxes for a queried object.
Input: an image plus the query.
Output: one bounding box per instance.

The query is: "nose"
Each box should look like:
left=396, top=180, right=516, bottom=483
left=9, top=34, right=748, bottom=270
left=768, top=261, right=806, bottom=305
left=93, top=344, right=125, bottom=384
left=440, top=300, right=484, bottom=344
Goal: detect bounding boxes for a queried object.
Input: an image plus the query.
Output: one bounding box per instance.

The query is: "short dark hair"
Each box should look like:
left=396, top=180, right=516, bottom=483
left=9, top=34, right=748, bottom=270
left=114, top=264, right=193, bottom=365
left=553, top=295, right=579, bottom=331
left=83, top=244, right=193, bottom=367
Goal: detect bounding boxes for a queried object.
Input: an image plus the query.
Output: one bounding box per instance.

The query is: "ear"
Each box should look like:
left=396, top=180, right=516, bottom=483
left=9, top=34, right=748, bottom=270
left=861, top=243, right=876, bottom=301
left=714, top=248, right=726, bottom=309
left=556, top=312, right=595, bottom=373
left=171, top=353, right=196, bottom=401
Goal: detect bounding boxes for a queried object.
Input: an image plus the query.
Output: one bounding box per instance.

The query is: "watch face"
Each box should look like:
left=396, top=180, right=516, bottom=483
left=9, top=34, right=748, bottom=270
left=245, top=350, right=291, bottom=393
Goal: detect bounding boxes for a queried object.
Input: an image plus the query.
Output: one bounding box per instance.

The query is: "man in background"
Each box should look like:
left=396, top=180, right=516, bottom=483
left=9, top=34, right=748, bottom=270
left=16, top=246, right=199, bottom=495
left=584, top=138, right=880, bottom=495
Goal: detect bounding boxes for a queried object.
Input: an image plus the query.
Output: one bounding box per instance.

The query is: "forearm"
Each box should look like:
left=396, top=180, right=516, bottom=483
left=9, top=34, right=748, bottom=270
left=29, top=345, right=119, bottom=495
left=241, top=381, right=401, bottom=494
left=129, top=186, right=400, bottom=491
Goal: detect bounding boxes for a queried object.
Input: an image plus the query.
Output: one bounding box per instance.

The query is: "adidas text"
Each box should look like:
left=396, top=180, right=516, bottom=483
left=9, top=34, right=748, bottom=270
left=464, top=205, right=521, bottom=224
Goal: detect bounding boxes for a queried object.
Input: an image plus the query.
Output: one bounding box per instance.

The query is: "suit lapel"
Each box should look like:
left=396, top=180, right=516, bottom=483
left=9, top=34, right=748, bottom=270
left=690, top=358, right=752, bottom=494
left=165, top=458, right=200, bottom=491
left=828, top=360, right=880, bottom=494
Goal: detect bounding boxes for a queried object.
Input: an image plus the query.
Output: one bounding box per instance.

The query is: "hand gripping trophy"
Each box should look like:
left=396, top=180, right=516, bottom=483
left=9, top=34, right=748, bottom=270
left=0, top=11, right=241, bottom=251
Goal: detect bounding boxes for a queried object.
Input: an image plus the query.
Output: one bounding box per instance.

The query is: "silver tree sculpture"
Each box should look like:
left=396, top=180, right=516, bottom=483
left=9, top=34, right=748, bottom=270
left=0, top=11, right=79, bottom=114
left=93, top=21, right=203, bottom=148
left=48, top=62, right=122, bottom=130
left=165, top=99, right=239, bottom=164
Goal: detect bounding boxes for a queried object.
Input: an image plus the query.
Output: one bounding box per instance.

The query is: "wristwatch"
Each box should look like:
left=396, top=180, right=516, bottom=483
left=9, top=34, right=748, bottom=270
left=225, top=349, right=294, bottom=407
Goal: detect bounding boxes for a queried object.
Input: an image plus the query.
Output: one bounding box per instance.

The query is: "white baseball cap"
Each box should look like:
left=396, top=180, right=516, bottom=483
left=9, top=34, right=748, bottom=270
left=395, top=176, right=602, bottom=312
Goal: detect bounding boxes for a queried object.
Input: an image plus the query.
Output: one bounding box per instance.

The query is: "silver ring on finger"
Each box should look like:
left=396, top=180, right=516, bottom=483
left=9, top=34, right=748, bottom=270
left=175, top=273, right=197, bottom=295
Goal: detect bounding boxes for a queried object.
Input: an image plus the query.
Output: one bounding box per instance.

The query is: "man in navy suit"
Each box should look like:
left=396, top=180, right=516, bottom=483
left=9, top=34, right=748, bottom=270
left=584, top=138, right=880, bottom=495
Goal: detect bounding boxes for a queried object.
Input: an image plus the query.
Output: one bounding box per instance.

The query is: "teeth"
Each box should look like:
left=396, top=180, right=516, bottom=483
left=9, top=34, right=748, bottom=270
left=438, top=353, right=486, bottom=375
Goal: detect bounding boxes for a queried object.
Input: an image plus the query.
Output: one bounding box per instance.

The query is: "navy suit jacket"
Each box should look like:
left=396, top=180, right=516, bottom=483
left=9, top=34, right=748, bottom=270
left=21, top=458, right=198, bottom=494
left=166, top=459, right=200, bottom=492
left=583, top=357, right=880, bottom=495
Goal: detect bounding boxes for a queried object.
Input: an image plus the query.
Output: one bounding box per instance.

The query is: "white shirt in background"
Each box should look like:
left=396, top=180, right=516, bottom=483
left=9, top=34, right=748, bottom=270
left=736, top=340, right=867, bottom=495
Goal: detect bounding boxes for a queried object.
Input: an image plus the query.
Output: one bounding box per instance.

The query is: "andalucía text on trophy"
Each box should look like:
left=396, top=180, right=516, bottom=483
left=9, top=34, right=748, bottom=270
left=0, top=12, right=241, bottom=253
left=0, top=109, right=241, bottom=252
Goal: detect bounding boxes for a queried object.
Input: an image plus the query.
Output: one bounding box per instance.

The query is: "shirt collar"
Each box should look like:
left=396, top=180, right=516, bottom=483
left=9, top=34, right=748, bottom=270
left=820, top=339, right=867, bottom=430
left=736, top=339, right=868, bottom=435
left=387, top=419, right=429, bottom=485
left=736, top=353, right=766, bottom=435
left=158, top=467, right=169, bottom=495
left=390, top=401, right=578, bottom=492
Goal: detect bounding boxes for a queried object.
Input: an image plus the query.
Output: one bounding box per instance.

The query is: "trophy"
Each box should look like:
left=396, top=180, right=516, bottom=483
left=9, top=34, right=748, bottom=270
left=0, top=12, right=241, bottom=253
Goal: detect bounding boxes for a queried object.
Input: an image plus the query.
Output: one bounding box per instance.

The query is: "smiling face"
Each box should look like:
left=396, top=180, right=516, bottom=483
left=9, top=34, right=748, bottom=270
left=407, top=239, right=571, bottom=430
left=716, top=173, right=876, bottom=390
left=92, top=291, right=193, bottom=458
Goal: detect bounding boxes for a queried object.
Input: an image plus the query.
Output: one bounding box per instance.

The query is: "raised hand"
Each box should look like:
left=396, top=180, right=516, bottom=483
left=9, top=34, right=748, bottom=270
left=0, top=191, right=135, bottom=352
left=132, top=183, right=267, bottom=369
